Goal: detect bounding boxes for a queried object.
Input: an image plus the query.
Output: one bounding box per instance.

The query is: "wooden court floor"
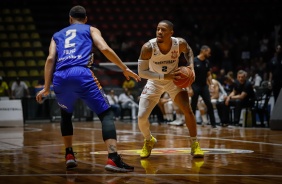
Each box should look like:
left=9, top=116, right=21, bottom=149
left=1, top=120, right=282, bottom=184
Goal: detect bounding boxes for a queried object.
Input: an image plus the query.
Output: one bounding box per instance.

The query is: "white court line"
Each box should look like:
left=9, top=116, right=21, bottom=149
left=0, top=173, right=282, bottom=177
left=76, top=127, right=282, bottom=147
left=4, top=127, right=280, bottom=150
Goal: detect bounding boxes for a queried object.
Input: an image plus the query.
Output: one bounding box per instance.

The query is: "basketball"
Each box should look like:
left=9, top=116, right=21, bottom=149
left=173, top=66, right=194, bottom=88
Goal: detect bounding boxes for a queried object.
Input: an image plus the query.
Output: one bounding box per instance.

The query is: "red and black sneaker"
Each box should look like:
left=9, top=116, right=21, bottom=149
left=105, top=155, right=134, bottom=172
left=65, top=153, right=77, bottom=169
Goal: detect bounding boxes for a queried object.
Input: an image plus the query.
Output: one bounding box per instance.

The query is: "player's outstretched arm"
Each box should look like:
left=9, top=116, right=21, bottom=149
left=90, top=27, right=140, bottom=82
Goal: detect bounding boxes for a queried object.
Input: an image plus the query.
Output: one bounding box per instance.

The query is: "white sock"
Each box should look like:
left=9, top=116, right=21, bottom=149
left=176, top=113, right=181, bottom=120
left=201, top=114, right=208, bottom=124
left=180, top=114, right=185, bottom=121
left=167, top=113, right=173, bottom=121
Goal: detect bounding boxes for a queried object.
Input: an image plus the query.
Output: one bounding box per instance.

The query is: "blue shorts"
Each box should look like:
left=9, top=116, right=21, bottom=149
left=53, top=66, right=110, bottom=114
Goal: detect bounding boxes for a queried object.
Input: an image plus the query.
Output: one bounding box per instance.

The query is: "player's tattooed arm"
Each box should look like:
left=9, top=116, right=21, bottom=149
left=178, top=38, right=194, bottom=70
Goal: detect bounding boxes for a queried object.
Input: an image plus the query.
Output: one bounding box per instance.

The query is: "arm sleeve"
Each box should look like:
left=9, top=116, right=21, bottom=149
left=138, top=59, right=164, bottom=80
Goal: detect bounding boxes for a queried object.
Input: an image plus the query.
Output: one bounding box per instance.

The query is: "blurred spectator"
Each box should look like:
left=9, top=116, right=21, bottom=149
left=197, top=78, right=226, bottom=126
left=248, top=69, right=262, bottom=88
left=11, top=77, right=30, bottom=99
left=158, top=92, right=173, bottom=122
left=222, top=72, right=235, bottom=95
left=0, top=76, right=10, bottom=98
left=216, top=70, right=254, bottom=127
left=118, top=88, right=138, bottom=120
left=106, top=89, right=121, bottom=120
left=122, top=78, right=136, bottom=90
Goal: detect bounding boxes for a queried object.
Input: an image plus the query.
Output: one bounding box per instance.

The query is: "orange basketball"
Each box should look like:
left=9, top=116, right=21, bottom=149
left=173, top=66, right=194, bottom=88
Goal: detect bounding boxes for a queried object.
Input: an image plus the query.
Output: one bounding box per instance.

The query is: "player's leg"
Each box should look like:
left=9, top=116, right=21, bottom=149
left=53, top=83, right=77, bottom=169
left=138, top=80, right=163, bottom=158
left=81, top=69, right=134, bottom=172
left=138, top=97, right=159, bottom=158
left=191, top=85, right=200, bottom=115
left=170, top=87, right=204, bottom=158
left=197, top=97, right=208, bottom=126
left=200, top=85, right=217, bottom=128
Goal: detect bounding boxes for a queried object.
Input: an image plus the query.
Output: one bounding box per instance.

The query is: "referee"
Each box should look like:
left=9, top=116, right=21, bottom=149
left=191, top=45, right=217, bottom=128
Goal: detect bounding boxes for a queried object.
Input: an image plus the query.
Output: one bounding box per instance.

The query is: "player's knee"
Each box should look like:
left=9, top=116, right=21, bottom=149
left=138, top=111, right=148, bottom=123
left=98, top=109, right=117, bottom=141
left=60, top=108, right=73, bottom=136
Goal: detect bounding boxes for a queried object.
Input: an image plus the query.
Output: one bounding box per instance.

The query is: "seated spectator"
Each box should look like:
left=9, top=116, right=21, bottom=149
left=222, top=71, right=235, bottom=95
left=0, top=76, right=10, bottom=98
left=11, top=77, right=30, bottom=99
left=122, top=78, right=136, bottom=91
left=158, top=92, right=173, bottom=122
left=106, top=89, right=121, bottom=120
left=197, top=78, right=227, bottom=126
left=216, top=70, right=255, bottom=127
left=118, top=88, right=138, bottom=120
left=168, top=88, right=193, bottom=126
left=248, top=69, right=262, bottom=88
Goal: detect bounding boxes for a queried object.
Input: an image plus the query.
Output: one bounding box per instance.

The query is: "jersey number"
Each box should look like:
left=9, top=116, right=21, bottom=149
left=162, top=66, right=168, bottom=72
left=65, top=29, right=76, bottom=48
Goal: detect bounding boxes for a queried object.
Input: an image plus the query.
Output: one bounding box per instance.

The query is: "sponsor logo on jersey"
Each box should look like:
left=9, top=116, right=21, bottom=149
left=171, top=50, right=178, bottom=59
left=154, top=60, right=176, bottom=65
left=58, top=102, right=68, bottom=109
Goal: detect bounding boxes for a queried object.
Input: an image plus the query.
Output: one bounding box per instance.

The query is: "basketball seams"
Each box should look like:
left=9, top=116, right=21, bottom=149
left=173, top=66, right=193, bottom=88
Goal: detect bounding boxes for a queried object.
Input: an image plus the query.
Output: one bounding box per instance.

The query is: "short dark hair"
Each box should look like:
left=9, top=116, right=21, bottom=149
left=159, top=20, right=174, bottom=30
left=69, top=5, right=86, bottom=19
left=200, top=45, right=210, bottom=51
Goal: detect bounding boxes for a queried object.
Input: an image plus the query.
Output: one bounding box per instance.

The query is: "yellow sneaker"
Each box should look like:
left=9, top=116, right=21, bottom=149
left=140, top=159, right=158, bottom=174
left=140, top=135, right=157, bottom=158
left=191, top=141, right=204, bottom=158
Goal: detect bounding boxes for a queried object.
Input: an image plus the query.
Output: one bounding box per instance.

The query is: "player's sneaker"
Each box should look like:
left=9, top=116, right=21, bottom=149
left=140, top=159, right=158, bottom=174
left=192, top=159, right=205, bottom=173
left=191, top=141, right=204, bottom=158
left=66, top=153, right=77, bottom=169
left=66, top=170, right=77, bottom=183
left=168, top=119, right=184, bottom=126
left=140, top=135, right=157, bottom=158
left=105, top=155, right=134, bottom=172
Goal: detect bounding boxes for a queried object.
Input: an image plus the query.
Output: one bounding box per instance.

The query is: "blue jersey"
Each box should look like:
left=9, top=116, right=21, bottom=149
left=51, top=24, right=110, bottom=114
left=53, top=24, right=92, bottom=71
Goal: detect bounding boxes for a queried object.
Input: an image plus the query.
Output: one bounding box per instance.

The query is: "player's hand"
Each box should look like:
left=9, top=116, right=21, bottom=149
left=36, top=88, right=50, bottom=104
left=186, top=66, right=195, bottom=82
left=123, top=68, right=141, bottom=82
left=166, top=68, right=182, bottom=81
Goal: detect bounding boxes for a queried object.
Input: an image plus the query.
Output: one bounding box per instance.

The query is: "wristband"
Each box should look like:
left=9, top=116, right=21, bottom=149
left=159, top=74, right=164, bottom=80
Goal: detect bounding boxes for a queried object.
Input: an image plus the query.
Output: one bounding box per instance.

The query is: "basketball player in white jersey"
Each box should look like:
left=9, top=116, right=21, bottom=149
left=137, top=20, right=204, bottom=158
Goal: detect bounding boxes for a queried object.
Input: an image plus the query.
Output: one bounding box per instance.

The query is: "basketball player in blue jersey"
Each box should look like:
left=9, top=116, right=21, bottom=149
left=137, top=20, right=204, bottom=159
left=36, top=5, right=140, bottom=172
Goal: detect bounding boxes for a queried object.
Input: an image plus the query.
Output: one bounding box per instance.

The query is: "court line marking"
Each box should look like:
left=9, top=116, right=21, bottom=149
left=1, top=127, right=280, bottom=151
left=76, top=127, right=282, bottom=147
left=0, top=174, right=282, bottom=177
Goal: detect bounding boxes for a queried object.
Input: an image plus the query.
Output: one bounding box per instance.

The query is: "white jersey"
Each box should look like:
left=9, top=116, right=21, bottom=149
left=140, top=37, right=184, bottom=102
left=149, top=37, right=179, bottom=75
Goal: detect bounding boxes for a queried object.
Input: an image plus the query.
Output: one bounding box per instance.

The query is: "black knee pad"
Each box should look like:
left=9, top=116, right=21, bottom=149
left=98, top=109, right=117, bottom=141
left=60, top=108, right=73, bottom=136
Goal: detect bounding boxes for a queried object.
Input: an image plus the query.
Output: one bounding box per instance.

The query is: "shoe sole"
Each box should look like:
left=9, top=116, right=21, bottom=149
left=66, top=161, right=78, bottom=169
left=192, top=154, right=204, bottom=158
left=140, top=139, right=157, bottom=159
left=105, top=165, right=134, bottom=172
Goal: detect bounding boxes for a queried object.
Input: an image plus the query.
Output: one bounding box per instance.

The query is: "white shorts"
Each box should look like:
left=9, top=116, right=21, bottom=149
left=140, top=79, right=185, bottom=103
